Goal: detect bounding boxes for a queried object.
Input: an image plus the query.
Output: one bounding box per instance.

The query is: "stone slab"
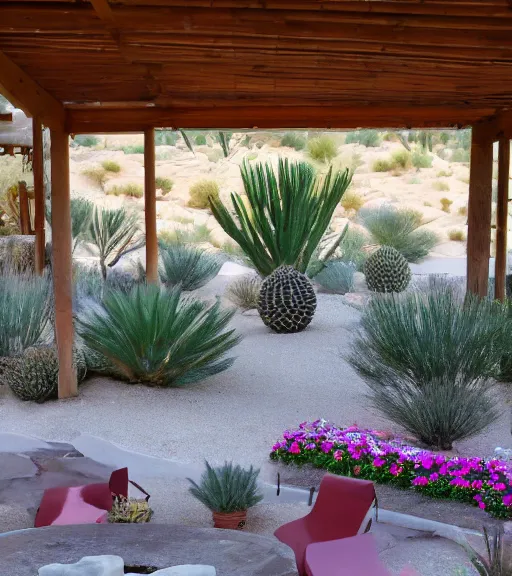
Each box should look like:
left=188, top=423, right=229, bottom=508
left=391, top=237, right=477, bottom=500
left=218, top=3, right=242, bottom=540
left=0, top=524, right=297, bottom=576
left=0, top=454, right=38, bottom=481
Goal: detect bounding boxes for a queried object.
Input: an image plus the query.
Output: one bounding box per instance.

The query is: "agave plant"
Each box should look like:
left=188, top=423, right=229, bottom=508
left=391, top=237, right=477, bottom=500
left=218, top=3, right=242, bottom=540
left=159, top=243, right=223, bottom=291
left=76, top=284, right=240, bottom=387
left=209, top=158, right=352, bottom=276
left=349, top=285, right=507, bottom=449
left=187, top=461, right=263, bottom=513
left=88, top=206, right=144, bottom=279
left=71, top=198, right=94, bottom=253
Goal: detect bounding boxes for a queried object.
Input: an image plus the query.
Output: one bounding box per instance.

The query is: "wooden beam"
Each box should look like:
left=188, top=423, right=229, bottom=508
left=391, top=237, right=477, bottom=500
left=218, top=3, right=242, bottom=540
left=50, top=128, right=77, bottom=399
left=0, top=113, right=13, bottom=122
left=0, top=51, right=64, bottom=130
left=144, top=128, right=158, bottom=284
left=467, top=124, right=494, bottom=297
left=33, top=117, right=45, bottom=275
left=18, top=181, right=31, bottom=235
left=495, top=137, right=511, bottom=301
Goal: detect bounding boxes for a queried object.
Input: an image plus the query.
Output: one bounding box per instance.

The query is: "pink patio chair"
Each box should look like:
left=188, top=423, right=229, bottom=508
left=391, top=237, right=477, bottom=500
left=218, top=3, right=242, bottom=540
left=274, top=474, right=376, bottom=576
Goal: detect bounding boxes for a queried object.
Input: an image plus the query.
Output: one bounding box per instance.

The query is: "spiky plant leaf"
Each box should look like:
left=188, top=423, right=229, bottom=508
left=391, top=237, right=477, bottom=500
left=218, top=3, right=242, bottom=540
left=462, top=527, right=512, bottom=576
left=217, top=132, right=230, bottom=157
left=187, top=461, right=263, bottom=513
left=179, top=129, right=195, bottom=155
left=349, top=285, right=506, bottom=449
left=76, top=284, right=241, bottom=387
left=159, top=243, right=222, bottom=291
left=70, top=198, right=94, bottom=253
left=209, top=158, right=351, bottom=276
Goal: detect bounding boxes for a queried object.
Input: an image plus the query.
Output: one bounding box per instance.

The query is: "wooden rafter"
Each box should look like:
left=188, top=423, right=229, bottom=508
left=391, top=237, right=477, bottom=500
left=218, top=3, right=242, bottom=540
left=0, top=113, right=12, bottom=122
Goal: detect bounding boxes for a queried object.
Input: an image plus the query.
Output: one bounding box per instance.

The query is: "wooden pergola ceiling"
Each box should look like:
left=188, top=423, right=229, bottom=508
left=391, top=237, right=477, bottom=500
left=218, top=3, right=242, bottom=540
left=1, top=0, right=512, bottom=132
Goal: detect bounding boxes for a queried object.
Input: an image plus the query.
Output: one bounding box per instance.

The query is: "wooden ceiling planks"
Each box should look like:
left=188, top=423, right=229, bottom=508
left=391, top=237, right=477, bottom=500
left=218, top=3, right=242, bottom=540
left=0, top=0, right=511, bottom=129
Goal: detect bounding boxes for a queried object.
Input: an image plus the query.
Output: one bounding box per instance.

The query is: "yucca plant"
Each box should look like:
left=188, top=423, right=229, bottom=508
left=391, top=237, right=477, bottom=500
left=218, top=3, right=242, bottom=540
left=359, top=204, right=438, bottom=262
left=159, top=243, right=222, bottom=291
left=349, top=285, right=507, bottom=449
left=209, top=158, right=352, bottom=276
left=463, top=527, right=512, bottom=576
left=88, top=206, right=144, bottom=279
left=76, top=284, right=240, bottom=387
left=0, top=272, right=52, bottom=357
left=188, top=461, right=263, bottom=529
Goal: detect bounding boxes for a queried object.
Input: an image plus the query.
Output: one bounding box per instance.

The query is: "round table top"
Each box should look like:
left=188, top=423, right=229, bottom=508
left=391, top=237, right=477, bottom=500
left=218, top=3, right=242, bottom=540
left=0, top=523, right=297, bottom=576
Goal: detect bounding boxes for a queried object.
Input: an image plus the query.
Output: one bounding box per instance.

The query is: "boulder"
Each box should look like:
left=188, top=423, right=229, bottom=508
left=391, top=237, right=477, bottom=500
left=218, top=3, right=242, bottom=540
left=38, top=555, right=124, bottom=576
left=128, top=567, right=216, bottom=576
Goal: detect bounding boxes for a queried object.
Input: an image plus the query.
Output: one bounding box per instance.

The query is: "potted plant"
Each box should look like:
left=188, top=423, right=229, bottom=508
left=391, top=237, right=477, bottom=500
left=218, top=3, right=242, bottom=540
left=187, top=461, right=263, bottom=530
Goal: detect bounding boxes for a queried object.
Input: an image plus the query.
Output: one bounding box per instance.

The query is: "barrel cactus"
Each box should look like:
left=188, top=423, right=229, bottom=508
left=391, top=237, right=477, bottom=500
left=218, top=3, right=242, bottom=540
left=5, top=346, right=87, bottom=402
left=258, top=265, right=317, bottom=333
left=364, top=246, right=411, bottom=293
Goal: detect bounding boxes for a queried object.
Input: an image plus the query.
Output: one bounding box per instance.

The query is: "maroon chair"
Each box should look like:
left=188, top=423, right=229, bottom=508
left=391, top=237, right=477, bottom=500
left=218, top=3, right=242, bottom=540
left=274, top=474, right=376, bottom=576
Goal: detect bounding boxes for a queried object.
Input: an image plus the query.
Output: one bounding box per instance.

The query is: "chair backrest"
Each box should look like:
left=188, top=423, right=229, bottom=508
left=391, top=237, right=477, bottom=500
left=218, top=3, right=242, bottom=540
left=304, top=474, right=376, bottom=541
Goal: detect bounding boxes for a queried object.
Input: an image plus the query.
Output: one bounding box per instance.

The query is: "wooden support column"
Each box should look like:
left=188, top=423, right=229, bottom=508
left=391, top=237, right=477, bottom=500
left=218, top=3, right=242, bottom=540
left=467, top=125, right=494, bottom=297
left=33, top=118, right=45, bottom=274
left=495, top=137, right=510, bottom=301
left=144, top=128, right=158, bottom=284
left=18, top=181, right=31, bottom=235
left=50, top=128, right=77, bottom=399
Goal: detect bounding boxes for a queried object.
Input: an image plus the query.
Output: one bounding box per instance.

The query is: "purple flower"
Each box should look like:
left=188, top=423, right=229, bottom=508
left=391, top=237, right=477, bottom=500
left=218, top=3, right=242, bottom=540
left=305, top=443, right=316, bottom=451
left=373, top=457, right=386, bottom=468
left=320, top=441, right=334, bottom=454
left=288, top=442, right=301, bottom=455
left=429, top=473, right=439, bottom=482
left=412, top=476, right=428, bottom=486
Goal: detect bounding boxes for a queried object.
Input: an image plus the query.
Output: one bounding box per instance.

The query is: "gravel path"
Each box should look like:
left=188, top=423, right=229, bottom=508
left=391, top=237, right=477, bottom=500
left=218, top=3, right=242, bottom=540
left=0, top=280, right=510, bottom=467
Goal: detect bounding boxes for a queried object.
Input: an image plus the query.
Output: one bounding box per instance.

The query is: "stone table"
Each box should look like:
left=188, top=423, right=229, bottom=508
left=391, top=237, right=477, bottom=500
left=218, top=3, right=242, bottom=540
left=0, top=523, right=298, bottom=576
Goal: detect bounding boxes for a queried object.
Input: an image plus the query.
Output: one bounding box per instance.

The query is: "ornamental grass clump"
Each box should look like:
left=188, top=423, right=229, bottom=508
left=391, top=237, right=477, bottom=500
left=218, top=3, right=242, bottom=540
left=226, top=275, right=262, bottom=310
left=76, top=284, right=240, bottom=387
left=209, top=158, right=352, bottom=276
left=314, top=261, right=355, bottom=294
left=159, top=243, right=222, bottom=291
left=349, top=286, right=506, bottom=450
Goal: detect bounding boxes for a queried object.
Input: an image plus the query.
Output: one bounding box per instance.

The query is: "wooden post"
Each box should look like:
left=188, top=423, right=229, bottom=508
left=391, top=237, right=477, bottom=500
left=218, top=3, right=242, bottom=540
left=33, top=118, right=45, bottom=275
left=495, top=137, right=510, bottom=301
left=50, top=128, right=77, bottom=399
left=18, top=181, right=31, bottom=235
left=144, top=127, right=158, bottom=283
left=467, top=124, right=494, bottom=297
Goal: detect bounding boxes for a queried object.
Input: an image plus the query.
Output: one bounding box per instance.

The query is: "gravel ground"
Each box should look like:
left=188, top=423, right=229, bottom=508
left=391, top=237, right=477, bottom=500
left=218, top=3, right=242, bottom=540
left=0, top=276, right=510, bottom=467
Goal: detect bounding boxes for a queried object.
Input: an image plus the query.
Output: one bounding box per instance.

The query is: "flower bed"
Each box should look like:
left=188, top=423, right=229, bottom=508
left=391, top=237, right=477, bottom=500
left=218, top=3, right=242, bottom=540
left=270, top=420, right=512, bottom=519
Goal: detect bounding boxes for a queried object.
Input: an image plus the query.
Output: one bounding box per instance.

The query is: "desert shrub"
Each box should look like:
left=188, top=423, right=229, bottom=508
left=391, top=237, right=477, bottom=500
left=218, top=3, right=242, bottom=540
left=424, top=201, right=432, bottom=207
left=77, top=284, right=240, bottom=387
left=390, top=149, right=411, bottom=170
left=452, top=148, right=470, bottom=163
left=340, top=190, right=364, bottom=212
left=411, top=150, right=433, bottom=169
left=409, top=177, right=422, bottom=185
left=434, top=181, right=450, bottom=192
left=81, top=167, right=107, bottom=189
left=74, top=135, right=99, bottom=148
left=0, top=272, right=52, bottom=357
left=107, top=183, right=143, bottom=198
left=194, top=134, right=207, bottom=146
left=345, top=130, right=381, bottom=148
left=372, top=158, right=392, bottom=172
left=122, top=145, right=144, bottom=155
left=188, top=180, right=220, bottom=209
left=280, top=132, right=306, bottom=151
left=315, top=261, right=355, bottom=294
left=101, top=160, right=121, bottom=173
left=155, top=176, right=173, bottom=194
left=359, top=205, right=438, bottom=262
left=159, top=243, right=222, bottom=290
left=307, top=136, right=338, bottom=163
left=159, top=224, right=212, bottom=246
left=188, top=461, right=263, bottom=513
left=210, top=158, right=351, bottom=276
left=226, top=275, right=262, bottom=310
left=449, top=229, right=466, bottom=242
left=437, top=170, right=452, bottom=177
left=349, top=287, right=505, bottom=449
left=337, top=227, right=368, bottom=271
left=458, top=205, right=468, bottom=216
left=155, top=130, right=179, bottom=146
left=440, top=197, right=453, bottom=212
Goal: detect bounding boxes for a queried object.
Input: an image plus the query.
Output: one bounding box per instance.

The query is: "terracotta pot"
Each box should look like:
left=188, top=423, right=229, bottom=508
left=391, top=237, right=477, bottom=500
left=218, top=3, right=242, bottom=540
left=212, top=510, right=247, bottom=530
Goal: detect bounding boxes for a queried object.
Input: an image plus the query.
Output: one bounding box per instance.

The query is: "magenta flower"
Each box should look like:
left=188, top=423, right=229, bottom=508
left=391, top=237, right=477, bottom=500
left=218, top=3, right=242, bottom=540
left=373, top=457, right=386, bottom=468
left=429, top=473, right=439, bottom=482
left=503, top=494, right=512, bottom=507
left=412, top=477, right=428, bottom=486
left=288, top=442, right=301, bottom=454
left=333, top=450, right=343, bottom=461
left=321, top=441, right=334, bottom=454
left=471, top=480, right=483, bottom=490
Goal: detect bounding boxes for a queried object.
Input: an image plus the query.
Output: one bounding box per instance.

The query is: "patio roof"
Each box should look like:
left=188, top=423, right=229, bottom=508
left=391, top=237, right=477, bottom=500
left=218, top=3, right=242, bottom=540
left=1, top=1, right=512, bottom=133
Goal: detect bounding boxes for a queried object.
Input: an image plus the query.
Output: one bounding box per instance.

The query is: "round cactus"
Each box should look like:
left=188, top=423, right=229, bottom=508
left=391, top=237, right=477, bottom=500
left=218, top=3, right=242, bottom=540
left=364, top=246, right=411, bottom=293
left=258, top=265, right=317, bottom=333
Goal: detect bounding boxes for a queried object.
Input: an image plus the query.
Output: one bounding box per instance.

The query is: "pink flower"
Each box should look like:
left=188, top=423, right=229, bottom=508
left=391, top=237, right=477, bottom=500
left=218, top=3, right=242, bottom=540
left=503, top=494, right=512, bottom=507
left=353, top=465, right=361, bottom=476
left=412, top=476, right=428, bottom=486
left=478, top=502, right=486, bottom=510
left=494, top=483, right=507, bottom=491
left=429, top=473, right=439, bottom=482
left=471, top=480, right=483, bottom=490
left=373, top=457, right=386, bottom=468
left=333, top=450, right=343, bottom=461
left=272, top=443, right=282, bottom=451
left=390, top=463, right=403, bottom=476
left=288, top=442, right=301, bottom=454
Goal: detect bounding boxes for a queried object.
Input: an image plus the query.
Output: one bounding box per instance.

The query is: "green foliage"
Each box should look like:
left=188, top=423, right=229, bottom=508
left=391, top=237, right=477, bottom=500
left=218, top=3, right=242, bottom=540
left=77, top=284, right=240, bottom=387
left=217, top=132, right=231, bottom=157
left=349, top=286, right=505, bottom=449
left=440, top=132, right=450, bottom=145
left=74, top=135, right=99, bottom=148
left=359, top=205, right=438, bottom=262
left=372, top=158, right=392, bottom=172
left=81, top=167, right=107, bottom=189
left=437, top=170, right=452, bottom=177
left=121, top=145, right=145, bottom=155
left=0, top=272, right=52, bottom=357
left=155, top=130, right=179, bottom=146
left=337, top=227, right=368, bottom=271
left=159, top=243, right=222, bottom=291
left=307, top=136, right=338, bottom=163
left=159, top=224, right=212, bottom=246
left=209, top=158, right=352, bottom=276
left=455, top=129, right=472, bottom=151
left=411, top=150, right=433, bottom=169
left=106, top=183, right=143, bottom=198
left=345, top=130, right=381, bottom=148
left=88, top=206, right=142, bottom=279
left=109, top=496, right=153, bottom=524
left=390, top=149, right=411, bottom=170
left=155, top=176, right=173, bottom=194
left=188, top=461, right=263, bottom=513
left=452, top=148, right=470, bottom=163
left=440, top=197, right=453, bottom=212
left=189, top=180, right=220, bottom=209
left=458, top=205, right=468, bottom=216
left=194, top=134, right=207, bottom=146
left=364, top=246, right=411, bottom=293
left=434, top=181, right=450, bottom=193
left=449, top=229, right=466, bottom=241
left=340, top=190, right=364, bottom=212
left=315, top=261, right=355, bottom=294
left=70, top=198, right=94, bottom=253
left=280, top=132, right=306, bottom=151
left=101, top=160, right=121, bottom=173
left=226, top=275, right=262, bottom=310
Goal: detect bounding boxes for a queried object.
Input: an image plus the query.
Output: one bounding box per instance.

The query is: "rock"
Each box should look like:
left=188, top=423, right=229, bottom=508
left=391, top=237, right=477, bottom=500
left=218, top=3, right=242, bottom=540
left=38, top=555, right=124, bottom=576
left=127, top=567, right=216, bottom=576
left=0, top=454, right=38, bottom=480
left=0, top=503, right=33, bottom=532
left=352, top=271, right=369, bottom=293
left=0, top=433, right=52, bottom=453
